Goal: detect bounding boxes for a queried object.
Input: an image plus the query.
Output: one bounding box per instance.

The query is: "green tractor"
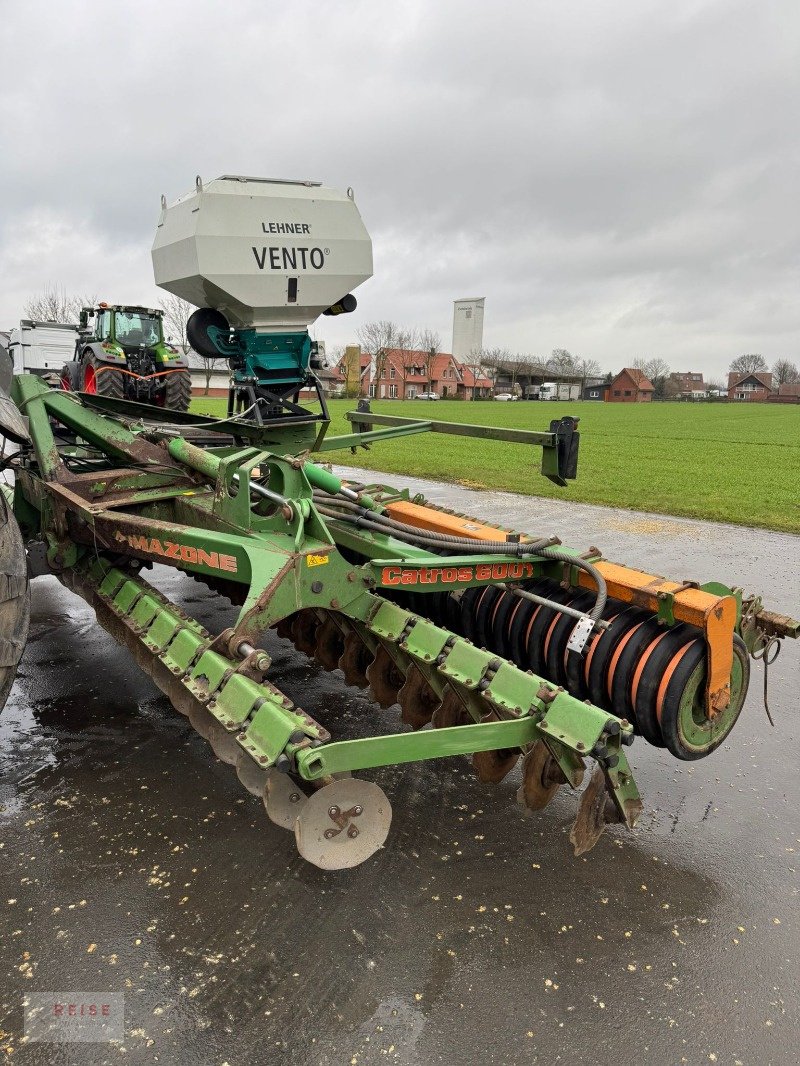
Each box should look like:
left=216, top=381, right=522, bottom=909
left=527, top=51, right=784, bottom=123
left=60, top=302, right=192, bottom=411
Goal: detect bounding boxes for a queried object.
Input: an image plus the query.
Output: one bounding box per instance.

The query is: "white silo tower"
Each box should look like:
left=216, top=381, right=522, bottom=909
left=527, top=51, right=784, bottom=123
left=452, top=298, right=485, bottom=362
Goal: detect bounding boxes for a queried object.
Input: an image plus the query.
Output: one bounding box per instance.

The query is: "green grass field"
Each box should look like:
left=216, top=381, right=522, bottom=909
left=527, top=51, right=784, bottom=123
left=190, top=397, right=800, bottom=533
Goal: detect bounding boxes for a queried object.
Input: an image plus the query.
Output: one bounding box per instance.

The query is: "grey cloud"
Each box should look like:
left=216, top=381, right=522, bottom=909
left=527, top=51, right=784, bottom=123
left=1, top=0, right=798, bottom=374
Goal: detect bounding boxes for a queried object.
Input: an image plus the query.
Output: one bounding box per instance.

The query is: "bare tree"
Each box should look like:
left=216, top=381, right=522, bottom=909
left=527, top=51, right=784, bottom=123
left=159, top=293, right=192, bottom=353
left=772, top=358, right=799, bottom=385
left=730, top=353, right=767, bottom=376
left=417, top=329, right=440, bottom=393
left=158, top=293, right=217, bottom=394
left=24, top=284, right=97, bottom=324
left=547, top=348, right=576, bottom=376
left=634, top=356, right=671, bottom=399
left=575, top=356, right=602, bottom=393
left=357, top=320, right=399, bottom=397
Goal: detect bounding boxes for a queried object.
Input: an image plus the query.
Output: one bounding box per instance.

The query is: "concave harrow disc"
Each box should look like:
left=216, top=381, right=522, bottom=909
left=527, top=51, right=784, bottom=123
left=294, top=778, right=392, bottom=870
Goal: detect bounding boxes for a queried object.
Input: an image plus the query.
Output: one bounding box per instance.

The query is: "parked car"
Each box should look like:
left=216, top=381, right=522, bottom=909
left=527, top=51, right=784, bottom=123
left=494, top=393, right=518, bottom=401
left=417, top=391, right=439, bottom=400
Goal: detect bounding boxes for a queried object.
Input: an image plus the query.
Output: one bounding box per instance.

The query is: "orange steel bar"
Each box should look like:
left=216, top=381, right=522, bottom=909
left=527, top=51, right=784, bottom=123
left=384, top=499, right=535, bottom=543
left=384, top=499, right=735, bottom=717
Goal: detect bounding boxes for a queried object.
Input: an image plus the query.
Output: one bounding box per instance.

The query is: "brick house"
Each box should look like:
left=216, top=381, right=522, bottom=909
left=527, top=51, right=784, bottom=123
left=727, top=371, right=774, bottom=402
left=668, top=371, right=705, bottom=399
left=333, top=348, right=492, bottom=400
left=608, top=368, right=655, bottom=402
left=770, top=382, right=800, bottom=404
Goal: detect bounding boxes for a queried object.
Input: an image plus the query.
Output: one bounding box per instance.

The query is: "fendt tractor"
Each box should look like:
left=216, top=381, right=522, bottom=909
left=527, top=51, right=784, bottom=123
left=0, top=174, right=796, bottom=870
left=60, top=302, right=192, bottom=411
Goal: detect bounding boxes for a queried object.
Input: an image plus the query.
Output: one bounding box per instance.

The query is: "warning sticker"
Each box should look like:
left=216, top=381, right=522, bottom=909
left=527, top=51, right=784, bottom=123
left=306, top=554, right=330, bottom=568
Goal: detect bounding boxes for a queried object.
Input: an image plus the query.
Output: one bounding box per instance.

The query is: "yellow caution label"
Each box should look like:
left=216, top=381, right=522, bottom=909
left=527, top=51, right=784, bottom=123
left=306, top=553, right=330, bottom=568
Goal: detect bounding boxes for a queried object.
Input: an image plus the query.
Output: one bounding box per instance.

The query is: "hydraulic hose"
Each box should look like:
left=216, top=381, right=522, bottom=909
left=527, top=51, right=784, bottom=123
left=314, top=499, right=607, bottom=621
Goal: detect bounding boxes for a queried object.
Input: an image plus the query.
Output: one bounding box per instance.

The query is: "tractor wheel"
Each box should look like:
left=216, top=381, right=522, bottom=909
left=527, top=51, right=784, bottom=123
left=0, top=498, right=30, bottom=714
left=80, top=351, right=125, bottom=399
left=162, top=369, right=192, bottom=412
left=60, top=361, right=82, bottom=391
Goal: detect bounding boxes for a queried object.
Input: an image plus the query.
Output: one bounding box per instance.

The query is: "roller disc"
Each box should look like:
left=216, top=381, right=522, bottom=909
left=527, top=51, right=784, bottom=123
left=0, top=502, right=30, bottom=714
left=458, top=586, right=483, bottom=645
left=509, top=597, right=538, bottom=666
left=236, top=749, right=271, bottom=796
left=525, top=582, right=573, bottom=677
left=294, top=778, right=391, bottom=870
left=365, top=643, right=405, bottom=708
left=398, top=664, right=440, bottom=730
left=264, top=770, right=308, bottom=830
left=546, top=590, right=597, bottom=687
left=658, top=634, right=750, bottom=761
left=473, top=586, right=505, bottom=650
left=485, top=588, right=516, bottom=656
left=608, top=615, right=664, bottom=722
left=443, top=591, right=464, bottom=637
left=633, top=624, right=692, bottom=747
left=570, top=766, right=617, bottom=856
left=586, top=607, right=650, bottom=710
left=338, top=630, right=373, bottom=687
left=565, top=600, right=619, bottom=702
left=313, top=614, right=345, bottom=671
left=516, top=740, right=567, bottom=811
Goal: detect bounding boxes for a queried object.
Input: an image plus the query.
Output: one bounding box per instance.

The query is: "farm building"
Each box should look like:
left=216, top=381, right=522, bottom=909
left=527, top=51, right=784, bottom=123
left=727, top=371, right=773, bottom=402
left=608, top=368, right=654, bottom=402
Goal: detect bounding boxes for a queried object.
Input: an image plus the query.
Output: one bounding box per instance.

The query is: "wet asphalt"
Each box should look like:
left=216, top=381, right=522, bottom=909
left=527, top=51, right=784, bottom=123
left=1, top=470, right=798, bottom=1066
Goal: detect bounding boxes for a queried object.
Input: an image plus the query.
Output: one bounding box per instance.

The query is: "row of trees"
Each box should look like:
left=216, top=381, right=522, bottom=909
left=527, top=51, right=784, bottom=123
left=17, top=287, right=800, bottom=394
left=729, top=352, right=799, bottom=385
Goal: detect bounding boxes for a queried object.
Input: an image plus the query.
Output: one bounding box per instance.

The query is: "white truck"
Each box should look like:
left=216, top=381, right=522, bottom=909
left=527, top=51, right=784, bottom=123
left=8, top=320, right=78, bottom=377
left=539, top=381, right=580, bottom=401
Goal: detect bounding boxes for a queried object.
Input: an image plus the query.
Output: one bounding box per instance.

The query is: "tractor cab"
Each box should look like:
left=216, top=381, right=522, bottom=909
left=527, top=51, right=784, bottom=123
left=78, top=304, right=164, bottom=351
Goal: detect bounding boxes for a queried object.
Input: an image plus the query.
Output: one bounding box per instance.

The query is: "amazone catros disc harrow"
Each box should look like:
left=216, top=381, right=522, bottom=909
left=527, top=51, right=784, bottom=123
left=0, top=173, right=796, bottom=869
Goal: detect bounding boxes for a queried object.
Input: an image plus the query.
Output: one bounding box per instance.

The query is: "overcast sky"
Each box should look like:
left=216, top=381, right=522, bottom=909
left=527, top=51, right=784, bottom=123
left=1, top=0, right=798, bottom=378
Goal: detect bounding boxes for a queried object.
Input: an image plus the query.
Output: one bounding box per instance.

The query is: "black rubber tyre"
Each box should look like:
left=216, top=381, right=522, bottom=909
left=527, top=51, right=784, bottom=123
left=565, top=598, right=620, bottom=702
left=186, top=308, right=230, bottom=359
left=586, top=606, right=651, bottom=710
left=60, top=361, right=82, bottom=391
left=633, top=624, right=692, bottom=748
left=0, top=498, right=30, bottom=714
left=524, top=581, right=573, bottom=678
left=473, top=585, right=505, bottom=650
left=486, top=588, right=516, bottom=656
left=657, top=634, right=750, bottom=761
left=80, top=350, right=124, bottom=399
left=609, top=614, right=665, bottom=728
left=163, top=369, right=192, bottom=412
left=459, top=586, right=483, bottom=645
left=547, top=590, right=597, bottom=688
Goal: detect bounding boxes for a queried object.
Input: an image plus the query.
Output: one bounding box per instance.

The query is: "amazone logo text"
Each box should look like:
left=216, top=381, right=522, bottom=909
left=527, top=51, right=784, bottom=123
left=121, top=534, right=238, bottom=574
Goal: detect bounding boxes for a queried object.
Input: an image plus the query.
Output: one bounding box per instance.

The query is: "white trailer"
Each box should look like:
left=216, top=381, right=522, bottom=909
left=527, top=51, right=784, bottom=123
left=540, top=381, right=580, bottom=401
left=8, top=320, right=78, bottom=376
